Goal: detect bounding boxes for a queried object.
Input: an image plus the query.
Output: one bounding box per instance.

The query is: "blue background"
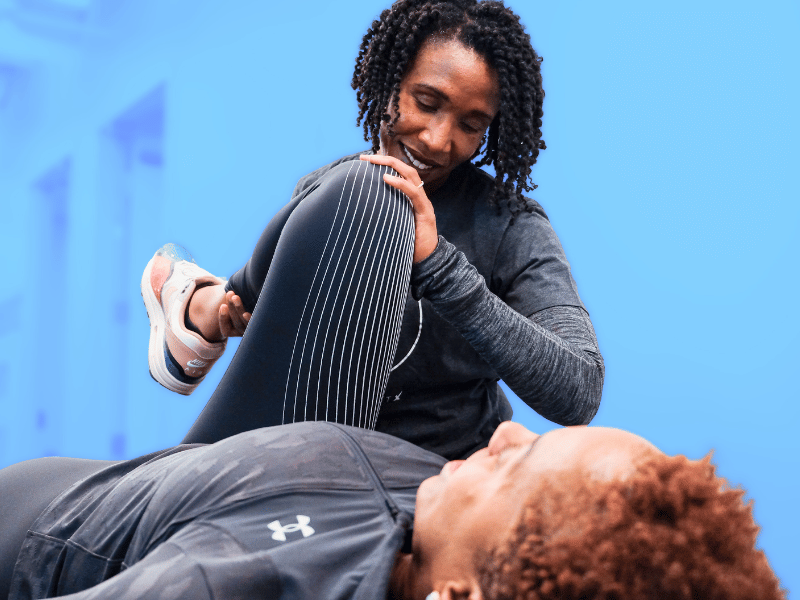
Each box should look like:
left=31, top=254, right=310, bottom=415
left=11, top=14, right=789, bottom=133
left=0, top=0, right=796, bottom=593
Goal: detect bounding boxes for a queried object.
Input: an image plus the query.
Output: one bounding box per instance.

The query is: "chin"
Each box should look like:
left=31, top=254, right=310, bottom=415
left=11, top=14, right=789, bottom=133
left=415, top=474, right=441, bottom=510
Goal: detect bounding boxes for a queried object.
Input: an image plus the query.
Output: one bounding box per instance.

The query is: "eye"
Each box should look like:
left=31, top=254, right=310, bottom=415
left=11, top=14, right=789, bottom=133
left=460, top=121, right=482, bottom=134
left=493, top=445, right=518, bottom=471
left=414, top=97, right=438, bottom=113
left=462, top=118, right=490, bottom=135
left=493, top=438, right=539, bottom=471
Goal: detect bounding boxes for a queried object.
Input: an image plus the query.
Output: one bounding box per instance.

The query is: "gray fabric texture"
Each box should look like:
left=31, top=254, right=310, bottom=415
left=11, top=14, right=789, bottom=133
left=412, top=236, right=603, bottom=426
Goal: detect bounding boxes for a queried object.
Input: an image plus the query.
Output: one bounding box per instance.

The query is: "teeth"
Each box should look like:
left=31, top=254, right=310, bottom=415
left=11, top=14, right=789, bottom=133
left=402, top=144, right=433, bottom=170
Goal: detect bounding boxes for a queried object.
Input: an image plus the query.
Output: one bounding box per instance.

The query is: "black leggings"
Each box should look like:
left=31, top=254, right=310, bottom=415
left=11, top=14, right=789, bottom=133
left=0, top=160, right=414, bottom=596
left=182, top=160, right=414, bottom=443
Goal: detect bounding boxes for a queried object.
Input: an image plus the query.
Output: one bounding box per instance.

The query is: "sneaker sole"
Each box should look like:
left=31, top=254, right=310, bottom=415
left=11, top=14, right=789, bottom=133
left=141, top=255, right=200, bottom=395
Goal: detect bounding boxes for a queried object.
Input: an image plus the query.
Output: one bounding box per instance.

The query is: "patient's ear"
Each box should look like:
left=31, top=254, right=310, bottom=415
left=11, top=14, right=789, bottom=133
left=439, top=578, right=483, bottom=600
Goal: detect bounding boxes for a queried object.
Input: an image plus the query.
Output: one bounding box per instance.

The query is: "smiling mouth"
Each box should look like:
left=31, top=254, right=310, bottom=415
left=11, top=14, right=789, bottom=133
left=400, top=143, right=435, bottom=171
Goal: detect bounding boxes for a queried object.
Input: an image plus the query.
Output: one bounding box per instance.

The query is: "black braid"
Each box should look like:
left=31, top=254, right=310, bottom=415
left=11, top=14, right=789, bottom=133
left=352, top=0, right=546, bottom=218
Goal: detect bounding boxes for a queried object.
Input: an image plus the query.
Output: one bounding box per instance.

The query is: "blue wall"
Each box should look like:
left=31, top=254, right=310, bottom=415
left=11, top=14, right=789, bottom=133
left=0, top=0, right=797, bottom=593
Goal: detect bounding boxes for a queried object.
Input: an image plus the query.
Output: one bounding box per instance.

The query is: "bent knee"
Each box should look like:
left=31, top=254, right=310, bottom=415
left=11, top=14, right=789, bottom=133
left=312, top=160, right=404, bottom=212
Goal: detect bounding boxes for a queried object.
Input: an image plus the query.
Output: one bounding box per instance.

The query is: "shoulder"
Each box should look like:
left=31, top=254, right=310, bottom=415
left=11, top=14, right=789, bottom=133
left=326, top=424, right=447, bottom=486
left=441, top=162, right=548, bottom=222
left=440, top=161, right=494, bottom=205
left=210, top=423, right=444, bottom=489
left=437, top=162, right=557, bottom=253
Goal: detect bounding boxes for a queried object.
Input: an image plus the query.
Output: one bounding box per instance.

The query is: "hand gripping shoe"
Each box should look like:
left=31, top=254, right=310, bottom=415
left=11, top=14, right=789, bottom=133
left=141, top=243, right=227, bottom=395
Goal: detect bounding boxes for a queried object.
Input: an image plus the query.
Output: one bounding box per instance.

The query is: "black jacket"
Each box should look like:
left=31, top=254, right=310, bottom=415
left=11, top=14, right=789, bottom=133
left=10, top=423, right=446, bottom=599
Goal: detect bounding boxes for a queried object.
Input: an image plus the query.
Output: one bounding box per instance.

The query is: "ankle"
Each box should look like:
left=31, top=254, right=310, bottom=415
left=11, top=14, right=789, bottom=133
left=186, top=284, right=226, bottom=343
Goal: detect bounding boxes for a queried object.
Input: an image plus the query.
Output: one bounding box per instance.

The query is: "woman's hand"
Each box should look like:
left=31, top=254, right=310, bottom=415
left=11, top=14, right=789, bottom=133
left=218, top=290, right=251, bottom=337
left=360, top=154, right=438, bottom=263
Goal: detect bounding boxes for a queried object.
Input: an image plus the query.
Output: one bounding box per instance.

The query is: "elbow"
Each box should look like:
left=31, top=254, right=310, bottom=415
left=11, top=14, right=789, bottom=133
left=527, top=354, right=604, bottom=427
left=551, top=388, right=601, bottom=426
left=563, top=355, right=604, bottom=425
left=558, top=381, right=601, bottom=426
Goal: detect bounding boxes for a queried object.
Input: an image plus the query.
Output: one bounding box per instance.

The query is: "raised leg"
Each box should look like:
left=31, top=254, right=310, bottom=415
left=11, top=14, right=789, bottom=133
left=182, top=160, right=414, bottom=444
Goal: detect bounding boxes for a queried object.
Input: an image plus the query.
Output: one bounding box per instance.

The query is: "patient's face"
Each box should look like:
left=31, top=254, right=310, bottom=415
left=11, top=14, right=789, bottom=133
left=413, top=423, right=661, bottom=572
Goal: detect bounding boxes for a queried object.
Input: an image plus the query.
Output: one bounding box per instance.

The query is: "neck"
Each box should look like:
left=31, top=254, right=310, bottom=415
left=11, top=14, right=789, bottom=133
left=388, top=552, right=419, bottom=600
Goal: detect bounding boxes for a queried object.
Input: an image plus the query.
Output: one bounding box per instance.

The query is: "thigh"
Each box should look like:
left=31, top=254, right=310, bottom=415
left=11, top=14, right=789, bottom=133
left=183, top=160, right=415, bottom=444
left=224, top=188, right=307, bottom=313
left=0, top=456, right=116, bottom=599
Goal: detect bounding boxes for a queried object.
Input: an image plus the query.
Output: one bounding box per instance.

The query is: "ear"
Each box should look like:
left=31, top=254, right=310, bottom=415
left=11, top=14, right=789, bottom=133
left=439, top=579, right=483, bottom=600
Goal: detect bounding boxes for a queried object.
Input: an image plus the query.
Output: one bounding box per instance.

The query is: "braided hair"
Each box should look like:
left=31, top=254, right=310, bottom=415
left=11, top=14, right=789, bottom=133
left=352, top=0, right=545, bottom=217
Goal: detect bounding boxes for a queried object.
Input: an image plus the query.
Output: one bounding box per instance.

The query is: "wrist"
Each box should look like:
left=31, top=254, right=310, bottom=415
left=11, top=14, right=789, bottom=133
left=410, top=235, right=452, bottom=300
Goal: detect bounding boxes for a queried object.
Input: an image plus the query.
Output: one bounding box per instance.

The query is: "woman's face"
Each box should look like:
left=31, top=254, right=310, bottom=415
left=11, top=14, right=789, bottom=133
left=412, top=423, right=661, bottom=587
left=380, top=38, right=500, bottom=192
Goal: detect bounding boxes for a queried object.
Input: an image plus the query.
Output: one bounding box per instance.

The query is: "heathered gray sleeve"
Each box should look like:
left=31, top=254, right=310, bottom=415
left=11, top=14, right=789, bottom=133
left=411, top=236, right=604, bottom=426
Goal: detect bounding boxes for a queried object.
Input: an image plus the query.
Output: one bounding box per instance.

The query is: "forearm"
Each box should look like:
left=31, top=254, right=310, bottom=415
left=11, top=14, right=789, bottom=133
left=411, top=237, right=604, bottom=425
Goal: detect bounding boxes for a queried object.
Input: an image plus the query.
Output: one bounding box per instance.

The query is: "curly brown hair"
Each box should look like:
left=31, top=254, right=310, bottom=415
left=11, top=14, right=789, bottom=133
left=352, top=0, right=545, bottom=219
left=477, top=454, right=785, bottom=600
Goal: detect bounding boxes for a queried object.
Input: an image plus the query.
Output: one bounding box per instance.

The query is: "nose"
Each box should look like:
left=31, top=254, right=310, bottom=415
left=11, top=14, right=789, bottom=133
left=419, top=115, right=453, bottom=155
left=487, top=421, right=539, bottom=456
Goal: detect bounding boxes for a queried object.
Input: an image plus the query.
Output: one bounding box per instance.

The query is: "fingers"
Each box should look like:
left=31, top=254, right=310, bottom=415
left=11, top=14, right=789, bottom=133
left=360, top=154, right=438, bottom=263
left=218, top=291, right=251, bottom=338
left=382, top=172, right=424, bottom=200
left=359, top=153, right=425, bottom=199
left=219, top=304, right=236, bottom=338
left=359, top=153, right=421, bottom=184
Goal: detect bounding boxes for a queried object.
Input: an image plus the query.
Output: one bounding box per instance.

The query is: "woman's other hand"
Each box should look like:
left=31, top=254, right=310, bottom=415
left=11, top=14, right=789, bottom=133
left=360, top=154, right=438, bottom=263
left=218, top=290, right=251, bottom=337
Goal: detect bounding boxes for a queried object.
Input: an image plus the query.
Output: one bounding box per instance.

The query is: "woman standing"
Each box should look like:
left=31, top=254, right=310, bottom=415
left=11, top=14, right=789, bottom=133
left=143, top=0, right=604, bottom=459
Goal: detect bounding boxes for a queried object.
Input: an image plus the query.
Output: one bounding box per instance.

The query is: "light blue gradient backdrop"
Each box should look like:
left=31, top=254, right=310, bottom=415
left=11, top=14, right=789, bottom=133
left=0, top=0, right=796, bottom=593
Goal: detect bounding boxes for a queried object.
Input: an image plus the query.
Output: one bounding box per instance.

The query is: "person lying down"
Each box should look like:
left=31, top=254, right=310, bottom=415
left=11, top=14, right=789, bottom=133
left=0, top=420, right=785, bottom=600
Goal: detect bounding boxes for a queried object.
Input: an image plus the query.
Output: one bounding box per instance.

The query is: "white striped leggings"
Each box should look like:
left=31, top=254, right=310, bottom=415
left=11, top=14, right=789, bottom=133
left=182, top=160, right=414, bottom=444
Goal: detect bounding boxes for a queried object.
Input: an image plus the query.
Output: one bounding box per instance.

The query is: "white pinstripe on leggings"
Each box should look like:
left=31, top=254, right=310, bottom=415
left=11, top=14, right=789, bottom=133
left=283, top=161, right=414, bottom=428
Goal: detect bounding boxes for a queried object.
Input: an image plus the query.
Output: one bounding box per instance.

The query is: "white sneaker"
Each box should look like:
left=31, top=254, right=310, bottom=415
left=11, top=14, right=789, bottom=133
left=141, top=243, right=227, bottom=395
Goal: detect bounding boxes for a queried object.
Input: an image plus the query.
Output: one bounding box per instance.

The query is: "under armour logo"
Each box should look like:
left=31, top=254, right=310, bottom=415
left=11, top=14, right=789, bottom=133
left=267, top=515, right=315, bottom=542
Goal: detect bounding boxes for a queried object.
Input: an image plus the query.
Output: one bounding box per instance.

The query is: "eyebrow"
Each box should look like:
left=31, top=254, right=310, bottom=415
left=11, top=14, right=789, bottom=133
left=413, top=83, right=496, bottom=123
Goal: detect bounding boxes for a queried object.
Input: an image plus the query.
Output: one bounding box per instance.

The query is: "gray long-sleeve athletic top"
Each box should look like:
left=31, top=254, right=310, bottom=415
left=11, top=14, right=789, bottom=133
left=375, top=160, right=604, bottom=459
left=412, top=237, right=604, bottom=426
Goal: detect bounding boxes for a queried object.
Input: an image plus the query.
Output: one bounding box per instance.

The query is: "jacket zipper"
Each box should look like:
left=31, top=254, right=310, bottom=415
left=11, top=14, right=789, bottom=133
left=333, top=426, right=403, bottom=519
